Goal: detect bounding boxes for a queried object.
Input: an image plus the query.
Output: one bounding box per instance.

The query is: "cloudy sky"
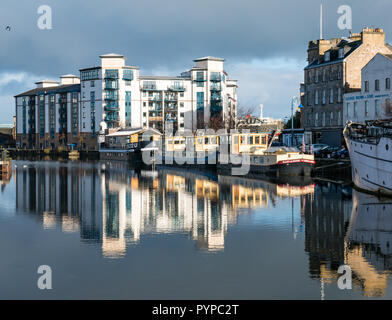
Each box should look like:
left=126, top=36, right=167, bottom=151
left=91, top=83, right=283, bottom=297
left=1, top=0, right=392, bottom=123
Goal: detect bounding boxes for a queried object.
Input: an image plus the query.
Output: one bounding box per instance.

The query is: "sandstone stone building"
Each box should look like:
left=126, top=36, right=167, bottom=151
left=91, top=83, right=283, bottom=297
left=301, top=28, right=392, bottom=146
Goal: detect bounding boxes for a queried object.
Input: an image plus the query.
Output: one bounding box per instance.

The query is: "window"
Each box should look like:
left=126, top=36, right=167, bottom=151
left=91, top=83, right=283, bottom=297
left=143, top=112, right=146, bottom=117
left=315, top=90, right=319, bottom=105
left=338, top=48, right=344, bottom=59
left=255, top=136, right=260, bottom=144
left=322, top=69, right=326, bottom=82
left=330, top=112, right=334, bottom=125
left=375, top=79, right=380, bottom=91
left=324, top=52, right=330, bottom=62
left=307, top=71, right=311, bottom=84
left=322, top=112, right=326, bottom=126
left=329, top=88, right=334, bottom=104
left=337, top=87, right=342, bottom=103
left=143, top=102, right=146, bottom=107
left=315, top=113, right=319, bottom=126
left=91, top=81, right=95, bottom=87
left=322, top=90, right=326, bottom=104
left=315, top=70, right=319, bottom=83
left=180, top=102, right=184, bottom=108
left=386, top=78, right=391, bottom=90
left=338, top=111, right=342, bottom=125
left=364, top=81, right=369, bottom=92
left=337, top=65, right=342, bottom=80
left=353, top=102, right=357, bottom=116
left=180, top=112, right=184, bottom=118
left=375, top=99, right=380, bottom=115
left=329, top=67, right=333, bottom=81
left=307, top=89, right=311, bottom=106
left=82, top=82, right=85, bottom=88
left=365, top=101, right=369, bottom=116
left=180, top=92, right=184, bottom=97
left=346, top=103, right=351, bottom=117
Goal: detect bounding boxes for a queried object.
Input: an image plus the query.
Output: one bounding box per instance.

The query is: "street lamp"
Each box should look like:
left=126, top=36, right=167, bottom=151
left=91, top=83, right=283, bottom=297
left=291, top=96, right=299, bottom=146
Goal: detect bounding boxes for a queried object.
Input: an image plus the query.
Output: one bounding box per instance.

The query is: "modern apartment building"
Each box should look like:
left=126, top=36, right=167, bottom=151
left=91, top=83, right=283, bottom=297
left=344, top=53, right=392, bottom=123
left=15, top=76, right=81, bottom=150
left=301, top=28, right=392, bottom=146
left=15, top=54, right=238, bottom=150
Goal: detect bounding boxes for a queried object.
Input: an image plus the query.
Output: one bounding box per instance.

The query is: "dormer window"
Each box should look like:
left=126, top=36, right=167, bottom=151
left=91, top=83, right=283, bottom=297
left=338, top=48, right=344, bottom=59
left=324, top=52, right=330, bottom=62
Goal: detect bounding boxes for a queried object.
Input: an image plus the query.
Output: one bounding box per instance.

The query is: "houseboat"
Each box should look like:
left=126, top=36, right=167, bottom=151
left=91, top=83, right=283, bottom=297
left=100, top=128, right=161, bottom=166
left=344, top=119, right=392, bottom=196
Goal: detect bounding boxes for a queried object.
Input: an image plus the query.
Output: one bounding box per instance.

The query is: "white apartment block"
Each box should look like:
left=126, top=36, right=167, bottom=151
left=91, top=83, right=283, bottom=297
left=80, top=54, right=237, bottom=133
left=344, top=53, right=392, bottom=124
left=15, top=54, right=238, bottom=150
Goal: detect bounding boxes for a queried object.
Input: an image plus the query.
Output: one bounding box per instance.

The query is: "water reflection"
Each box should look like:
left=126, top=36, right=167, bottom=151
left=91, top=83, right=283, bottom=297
left=14, top=161, right=315, bottom=258
left=11, top=160, right=392, bottom=298
left=303, top=182, right=392, bottom=298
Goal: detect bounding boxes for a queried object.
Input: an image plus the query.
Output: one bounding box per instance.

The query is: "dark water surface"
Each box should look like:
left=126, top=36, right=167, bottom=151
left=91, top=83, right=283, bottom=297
left=1, top=160, right=392, bottom=299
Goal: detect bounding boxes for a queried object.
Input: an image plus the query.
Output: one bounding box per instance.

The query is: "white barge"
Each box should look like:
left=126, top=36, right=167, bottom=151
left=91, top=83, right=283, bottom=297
left=344, top=119, right=392, bottom=196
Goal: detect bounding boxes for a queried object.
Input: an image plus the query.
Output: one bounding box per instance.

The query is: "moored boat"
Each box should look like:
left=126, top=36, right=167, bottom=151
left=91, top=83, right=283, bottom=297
left=344, top=119, right=392, bottom=196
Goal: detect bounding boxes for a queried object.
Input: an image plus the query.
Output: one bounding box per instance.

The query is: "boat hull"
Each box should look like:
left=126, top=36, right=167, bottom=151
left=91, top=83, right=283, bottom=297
left=345, top=135, right=392, bottom=196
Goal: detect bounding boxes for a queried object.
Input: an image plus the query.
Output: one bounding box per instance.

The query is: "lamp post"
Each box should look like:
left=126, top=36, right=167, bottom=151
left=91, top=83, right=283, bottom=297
left=291, top=96, right=299, bottom=146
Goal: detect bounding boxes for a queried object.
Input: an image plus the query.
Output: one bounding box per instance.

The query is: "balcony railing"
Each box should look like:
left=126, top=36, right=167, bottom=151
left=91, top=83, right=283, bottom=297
left=167, top=85, right=185, bottom=91
left=105, top=112, right=119, bottom=122
left=105, top=70, right=119, bottom=79
left=142, top=84, right=157, bottom=90
left=104, top=92, right=118, bottom=100
left=211, top=93, right=222, bottom=101
left=165, top=95, right=178, bottom=102
left=210, top=83, right=221, bottom=91
left=105, top=80, right=118, bottom=90
left=210, top=73, right=221, bottom=82
left=105, top=102, right=119, bottom=111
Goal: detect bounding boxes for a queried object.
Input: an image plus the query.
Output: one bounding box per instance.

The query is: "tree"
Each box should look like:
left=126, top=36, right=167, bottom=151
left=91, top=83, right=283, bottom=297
left=283, top=111, right=302, bottom=129
left=236, top=105, right=257, bottom=119
left=208, top=116, right=224, bottom=131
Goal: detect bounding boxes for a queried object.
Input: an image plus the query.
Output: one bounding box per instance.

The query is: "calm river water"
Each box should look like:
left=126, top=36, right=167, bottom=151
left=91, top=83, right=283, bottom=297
left=1, top=160, right=392, bottom=299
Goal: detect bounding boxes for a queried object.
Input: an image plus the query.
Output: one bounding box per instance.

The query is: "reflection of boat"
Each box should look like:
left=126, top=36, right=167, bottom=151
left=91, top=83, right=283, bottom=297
left=344, top=120, right=392, bottom=196
left=344, top=190, right=392, bottom=296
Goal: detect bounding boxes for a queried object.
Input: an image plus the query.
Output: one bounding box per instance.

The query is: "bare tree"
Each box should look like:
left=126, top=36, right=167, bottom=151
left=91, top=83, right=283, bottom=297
left=384, top=99, right=392, bottom=116
left=236, top=105, right=258, bottom=119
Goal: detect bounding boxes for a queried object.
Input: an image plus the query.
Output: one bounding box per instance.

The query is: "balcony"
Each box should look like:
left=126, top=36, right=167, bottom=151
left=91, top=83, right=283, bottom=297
left=211, top=93, right=222, bottom=101
left=210, top=102, right=222, bottom=113
left=28, top=100, right=35, bottom=106
left=165, top=95, right=178, bottom=102
left=105, top=102, right=119, bottom=111
left=210, top=83, right=221, bottom=91
left=105, top=70, right=119, bottom=79
left=167, top=85, right=185, bottom=92
left=142, top=84, right=157, bottom=91
left=104, top=92, right=118, bottom=101
left=105, top=80, right=118, bottom=90
left=195, top=76, right=206, bottom=82
left=105, top=112, right=119, bottom=122
left=210, top=73, right=221, bottom=82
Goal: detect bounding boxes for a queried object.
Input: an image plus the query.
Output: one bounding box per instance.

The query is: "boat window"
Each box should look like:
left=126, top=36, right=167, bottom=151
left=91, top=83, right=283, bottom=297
left=210, top=137, right=217, bottom=144
left=255, top=136, right=260, bottom=144
left=240, top=136, right=245, bottom=144
left=248, top=136, right=253, bottom=144
left=262, top=136, right=267, bottom=144
left=205, top=137, right=209, bottom=144
left=234, top=136, right=238, bottom=144
left=197, top=138, right=202, bottom=144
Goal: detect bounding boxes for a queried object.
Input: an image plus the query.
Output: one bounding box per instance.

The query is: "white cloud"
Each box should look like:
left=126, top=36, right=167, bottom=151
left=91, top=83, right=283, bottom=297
left=0, top=71, right=50, bottom=124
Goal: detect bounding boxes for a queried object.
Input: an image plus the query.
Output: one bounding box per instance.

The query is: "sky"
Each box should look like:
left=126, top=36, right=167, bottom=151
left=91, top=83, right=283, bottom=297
left=1, top=0, right=392, bottom=124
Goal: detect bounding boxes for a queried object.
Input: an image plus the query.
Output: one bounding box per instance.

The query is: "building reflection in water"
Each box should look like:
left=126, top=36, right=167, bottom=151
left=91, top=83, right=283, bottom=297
left=14, top=161, right=315, bottom=259
left=303, top=182, right=392, bottom=298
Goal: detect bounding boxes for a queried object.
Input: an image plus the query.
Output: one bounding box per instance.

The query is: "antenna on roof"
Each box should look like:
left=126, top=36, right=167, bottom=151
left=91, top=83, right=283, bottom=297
left=320, top=2, right=323, bottom=39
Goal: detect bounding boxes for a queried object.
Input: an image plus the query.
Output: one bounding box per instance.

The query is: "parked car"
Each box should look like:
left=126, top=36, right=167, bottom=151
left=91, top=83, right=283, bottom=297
left=332, top=147, right=349, bottom=159
left=310, top=143, right=329, bottom=153
left=317, top=146, right=340, bottom=158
